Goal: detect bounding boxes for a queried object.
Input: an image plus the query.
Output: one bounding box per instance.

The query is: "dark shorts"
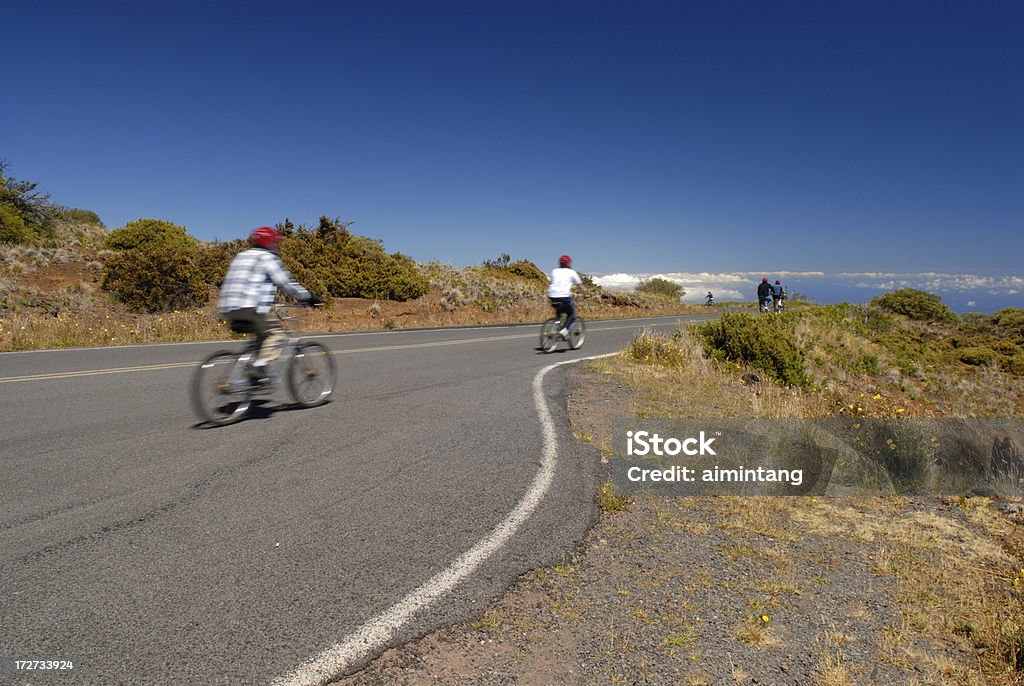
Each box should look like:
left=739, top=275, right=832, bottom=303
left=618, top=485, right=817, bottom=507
left=224, top=308, right=282, bottom=338
left=549, top=297, right=576, bottom=323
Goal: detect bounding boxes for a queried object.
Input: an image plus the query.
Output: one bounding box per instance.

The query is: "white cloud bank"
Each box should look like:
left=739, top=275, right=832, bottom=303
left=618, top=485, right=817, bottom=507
left=593, top=271, right=1024, bottom=304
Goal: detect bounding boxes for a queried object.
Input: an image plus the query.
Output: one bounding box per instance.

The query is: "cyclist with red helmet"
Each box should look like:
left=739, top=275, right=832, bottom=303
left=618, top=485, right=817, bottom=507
left=547, top=255, right=586, bottom=338
left=218, top=226, right=321, bottom=381
left=771, top=279, right=786, bottom=312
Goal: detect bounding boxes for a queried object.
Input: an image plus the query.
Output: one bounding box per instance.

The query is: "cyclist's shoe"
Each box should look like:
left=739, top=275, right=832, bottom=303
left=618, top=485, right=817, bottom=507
left=558, top=327, right=569, bottom=338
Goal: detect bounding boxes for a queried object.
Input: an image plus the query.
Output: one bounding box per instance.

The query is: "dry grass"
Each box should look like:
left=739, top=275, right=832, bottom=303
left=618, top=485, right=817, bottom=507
left=0, top=284, right=701, bottom=353
left=814, top=631, right=853, bottom=686
left=585, top=324, right=1024, bottom=684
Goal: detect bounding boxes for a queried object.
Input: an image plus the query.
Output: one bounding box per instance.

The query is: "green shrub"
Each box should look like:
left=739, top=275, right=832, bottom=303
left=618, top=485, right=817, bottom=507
left=102, top=247, right=208, bottom=312
left=0, top=204, right=32, bottom=244
left=848, top=304, right=895, bottom=336
left=56, top=207, right=104, bottom=226
left=1000, top=354, right=1024, bottom=376
left=992, top=308, right=1024, bottom=342
left=870, top=288, right=955, bottom=322
left=193, top=241, right=245, bottom=287
left=105, top=218, right=196, bottom=251
left=696, top=311, right=808, bottom=386
left=637, top=277, right=684, bottom=301
left=479, top=254, right=548, bottom=287
left=505, top=260, right=547, bottom=286
left=279, top=216, right=428, bottom=301
left=958, top=346, right=997, bottom=366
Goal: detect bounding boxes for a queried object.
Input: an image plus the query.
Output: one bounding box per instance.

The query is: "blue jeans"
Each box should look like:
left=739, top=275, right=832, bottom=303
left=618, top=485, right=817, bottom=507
left=549, top=297, right=576, bottom=330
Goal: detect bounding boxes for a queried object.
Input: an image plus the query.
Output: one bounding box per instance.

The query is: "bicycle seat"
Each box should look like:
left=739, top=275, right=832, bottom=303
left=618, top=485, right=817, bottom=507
left=229, top=320, right=256, bottom=334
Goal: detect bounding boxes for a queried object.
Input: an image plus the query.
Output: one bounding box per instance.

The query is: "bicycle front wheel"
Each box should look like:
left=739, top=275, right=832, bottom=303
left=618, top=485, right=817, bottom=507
left=287, top=342, right=336, bottom=408
left=191, top=351, right=253, bottom=425
left=540, top=318, right=560, bottom=353
left=568, top=318, right=587, bottom=350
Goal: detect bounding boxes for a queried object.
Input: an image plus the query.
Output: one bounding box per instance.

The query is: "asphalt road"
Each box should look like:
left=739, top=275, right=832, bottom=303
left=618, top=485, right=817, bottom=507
left=0, top=315, right=711, bottom=685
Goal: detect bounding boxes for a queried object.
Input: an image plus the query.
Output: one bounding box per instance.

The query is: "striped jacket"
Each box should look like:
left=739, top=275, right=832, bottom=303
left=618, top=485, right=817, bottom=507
left=217, top=248, right=311, bottom=315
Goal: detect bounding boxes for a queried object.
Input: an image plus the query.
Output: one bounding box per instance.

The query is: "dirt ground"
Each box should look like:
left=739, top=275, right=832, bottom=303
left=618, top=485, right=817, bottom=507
left=335, top=367, right=1024, bottom=686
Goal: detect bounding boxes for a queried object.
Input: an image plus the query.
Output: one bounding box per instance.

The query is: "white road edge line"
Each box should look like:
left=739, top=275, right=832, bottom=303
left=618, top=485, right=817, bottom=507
left=272, top=351, right=619, bottom=686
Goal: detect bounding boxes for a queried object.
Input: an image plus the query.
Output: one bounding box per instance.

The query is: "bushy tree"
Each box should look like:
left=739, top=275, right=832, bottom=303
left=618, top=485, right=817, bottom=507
left=637, top=277, right=684, bottom=301
left=105, top=218, right=196, bottom=251
left=0, top=159, right=57, bottom=243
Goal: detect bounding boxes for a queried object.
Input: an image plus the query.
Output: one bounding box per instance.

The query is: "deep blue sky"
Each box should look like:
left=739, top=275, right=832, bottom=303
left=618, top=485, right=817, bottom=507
left=4, top=0, right=1021, bottom=277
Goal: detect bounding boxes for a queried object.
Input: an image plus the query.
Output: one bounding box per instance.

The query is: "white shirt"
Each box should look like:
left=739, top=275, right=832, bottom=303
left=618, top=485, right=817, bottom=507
left=547, top=267, right=582, bottom=298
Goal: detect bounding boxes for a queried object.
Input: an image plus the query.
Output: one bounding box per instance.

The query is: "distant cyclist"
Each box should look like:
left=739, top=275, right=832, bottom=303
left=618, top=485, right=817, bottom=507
left=547, top=255, right=586, bottom=338
left=705, top=290, right=714, bottom=306
left=218, top=226, right=321, bottom=382
left=757, top=278, right=772, bottom=313
left=771, top=279, right=786, bottom=312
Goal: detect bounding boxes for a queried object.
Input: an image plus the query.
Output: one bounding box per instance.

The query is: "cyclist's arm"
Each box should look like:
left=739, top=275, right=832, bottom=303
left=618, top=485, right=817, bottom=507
left=572, top=271, right=588, bottom=296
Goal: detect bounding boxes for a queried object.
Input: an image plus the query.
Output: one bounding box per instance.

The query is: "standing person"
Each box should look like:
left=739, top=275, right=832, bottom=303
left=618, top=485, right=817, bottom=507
left=547, top=255, right=586, bottom=337
left=218, top=226, right=321, bottom=382
left=757, top=278, right=772, bottom=313
left=771, top=279, right=786, bottom=312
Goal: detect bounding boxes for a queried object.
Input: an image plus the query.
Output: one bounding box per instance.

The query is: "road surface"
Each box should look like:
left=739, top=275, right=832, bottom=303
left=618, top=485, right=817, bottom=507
left=1, top=315, right=710, bottom=684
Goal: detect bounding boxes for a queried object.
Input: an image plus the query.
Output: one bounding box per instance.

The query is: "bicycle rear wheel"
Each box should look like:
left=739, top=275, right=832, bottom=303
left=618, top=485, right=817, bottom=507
left=540, top=318, right=560, bottom=353
left=191, top=351, right=253, bottom=425
left=568, top=317, right=586, bottom=350
left=287, top=342, right=336, bottom=408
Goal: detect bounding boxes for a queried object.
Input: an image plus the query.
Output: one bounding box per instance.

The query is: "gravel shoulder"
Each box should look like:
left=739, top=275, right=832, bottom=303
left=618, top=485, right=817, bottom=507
left=338, top=365, right=1024, bottom=686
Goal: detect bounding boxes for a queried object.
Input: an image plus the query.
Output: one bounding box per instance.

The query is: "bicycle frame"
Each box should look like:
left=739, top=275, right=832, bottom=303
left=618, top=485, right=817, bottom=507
left=230, top=304, right=306, bottom=381
left=192, top=302, right=335, bottom=425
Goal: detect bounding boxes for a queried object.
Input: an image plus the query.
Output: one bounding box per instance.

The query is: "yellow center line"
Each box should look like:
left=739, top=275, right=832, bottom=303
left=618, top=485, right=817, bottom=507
left=0, top=322, right=674, bottom=385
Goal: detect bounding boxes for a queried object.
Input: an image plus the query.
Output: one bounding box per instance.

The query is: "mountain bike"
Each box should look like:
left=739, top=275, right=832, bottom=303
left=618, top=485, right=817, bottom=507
left=539, top=315, right=586, bottom=353
left=191, top=304, right=336, bottom=426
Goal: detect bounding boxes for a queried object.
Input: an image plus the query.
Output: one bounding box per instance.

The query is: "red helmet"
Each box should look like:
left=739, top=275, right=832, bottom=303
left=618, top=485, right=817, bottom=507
left=775, top=280, right=781, bottom=284
left=251, top=226, right=281, bottom=250
left=762, top=278, right=769, bottom=283
left=559, top=255, right=572, bottom=267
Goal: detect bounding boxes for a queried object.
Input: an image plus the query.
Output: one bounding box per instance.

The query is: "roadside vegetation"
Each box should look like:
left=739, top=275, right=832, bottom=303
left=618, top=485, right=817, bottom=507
left=0, top=161, right=698, bottom=351
left=579, top=294, right=1024, bottom=684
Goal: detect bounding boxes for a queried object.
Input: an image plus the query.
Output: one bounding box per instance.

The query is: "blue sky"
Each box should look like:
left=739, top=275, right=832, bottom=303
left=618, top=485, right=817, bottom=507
left=3, top=1, right=1021, bottom=298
